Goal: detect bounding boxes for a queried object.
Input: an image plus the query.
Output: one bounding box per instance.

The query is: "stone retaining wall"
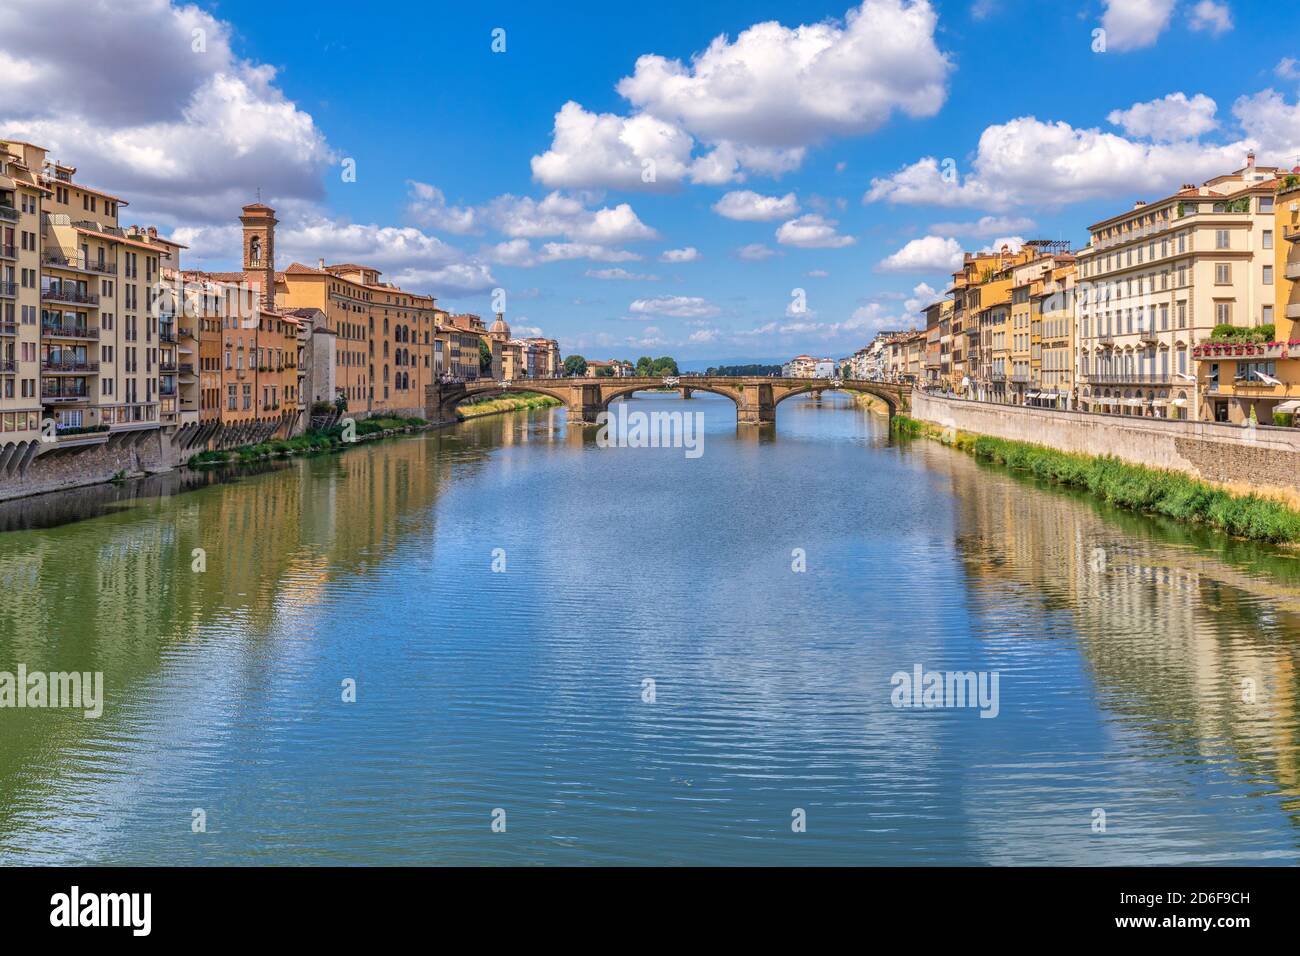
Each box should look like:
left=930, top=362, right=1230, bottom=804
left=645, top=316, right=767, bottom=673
left=911, top=390, right=1300, bottom=494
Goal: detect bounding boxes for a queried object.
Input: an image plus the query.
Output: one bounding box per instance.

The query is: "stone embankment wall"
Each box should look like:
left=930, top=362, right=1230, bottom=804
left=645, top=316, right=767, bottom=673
left=0, top=430, right=172, bottom=502
left=912, top=391, right=1300, bottom=495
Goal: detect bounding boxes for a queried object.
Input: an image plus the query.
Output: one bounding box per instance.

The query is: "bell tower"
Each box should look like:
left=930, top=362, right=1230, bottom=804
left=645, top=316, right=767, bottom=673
left=239, top=202, right=278, bottom=310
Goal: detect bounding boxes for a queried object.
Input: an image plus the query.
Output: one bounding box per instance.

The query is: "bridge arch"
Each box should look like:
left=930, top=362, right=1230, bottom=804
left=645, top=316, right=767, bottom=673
left=772, top=382, right=899, bottom=418
left=600, top=381, right=741, bottom=411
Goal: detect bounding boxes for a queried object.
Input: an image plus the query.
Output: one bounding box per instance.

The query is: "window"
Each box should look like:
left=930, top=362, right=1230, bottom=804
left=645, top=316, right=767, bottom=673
left=227, top=384, right=236, bottom=410
left=1216, top=301, right=1232, bottom=324
left=1261, top=196, right=1274, bottom=213
left=1215, top=263, right=1231, bottom=284
left=1263, top=229, right=1273, bottom=250
left=1216, top=229, right=1230, bottom=249
left=1263, top=305, right=1274, bottom=324
left=1263, top=265, right=1273, bottom=285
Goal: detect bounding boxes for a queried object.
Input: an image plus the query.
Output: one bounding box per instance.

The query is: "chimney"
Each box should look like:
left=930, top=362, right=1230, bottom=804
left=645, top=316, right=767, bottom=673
left=1133, top=200, right=1146, bottom=210
left=318, top=258, right=325, bottom=270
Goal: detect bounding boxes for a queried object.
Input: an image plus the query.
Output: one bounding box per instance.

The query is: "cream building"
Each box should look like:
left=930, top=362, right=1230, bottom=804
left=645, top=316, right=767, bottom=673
left=1076, top=152, right=1282, bottom=419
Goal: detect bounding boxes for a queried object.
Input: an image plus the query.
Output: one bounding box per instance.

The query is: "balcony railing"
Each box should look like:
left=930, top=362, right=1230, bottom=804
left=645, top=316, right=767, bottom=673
left=159, top=361, right=177, bottom=372
left=0, top=322, right=16, bottom=336
left=0, top=205, right=19, bottom=222
left=0, top=359, right=15, bottom=374
left=0, top=282, right=15, bottom=298
left=1082, top=372, right=1173, bottom=385
left=41, top=359, right=99, bottom=373
left=178, top=362, right=195, bottom=375
left=41, top=287, right=98, bottom=306
left=1286, top=261, right=1300, bottom=280
left=41, top=383, right=90, bottom=401
left=41, top=323, right=99, bottom=340
left=42, top=252, right=118, bottom=276
left=0, top=244, right=15, bottom=259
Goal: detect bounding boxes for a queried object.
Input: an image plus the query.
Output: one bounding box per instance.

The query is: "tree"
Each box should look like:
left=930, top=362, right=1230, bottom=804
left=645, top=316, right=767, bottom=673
left=635, top=355, right=654, bottom=377
left=652, top=356, right=679, bottom=376
left=564, top=354, right=588, bottom=377
left=479, top=339, right=493, bottom=375
left=595, top=364, right=613, bottom=377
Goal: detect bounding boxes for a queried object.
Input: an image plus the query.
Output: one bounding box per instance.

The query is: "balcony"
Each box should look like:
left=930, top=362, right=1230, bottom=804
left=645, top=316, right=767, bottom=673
left=42, top=359, right=99, bottom=374
left=41, top=322, right=99, bottom=341
left=0, top=321, right=15, bottom=336
left=160, top=385, right=177, bottom=397
left=1136, top=326, right=1159, bottom=344
left=0, top=244, right=15, bottom=260
left=1082, top=372, right=1173, bottom=385
left=1010, top=372, right=1030, bottom=384
left=41, top=287, right=98, bottom=306
left=1193, top=341, right=1294, bottom=361
left=158, top=328, right=176, bottom=344
left=0, top=281, right=15, bottom=298
left=41, top=383, right=90, bottom=402
left=1286, top=260, right=1300, bottom=280
left=178, top=362, right=195, bottom=375
left=0, top=205, right=18, bottom=222
left=160, top=360, right=177, bottom=373
left=42, top=252, right=118, bottom=276
left=0, top=359, right=15, bottom=374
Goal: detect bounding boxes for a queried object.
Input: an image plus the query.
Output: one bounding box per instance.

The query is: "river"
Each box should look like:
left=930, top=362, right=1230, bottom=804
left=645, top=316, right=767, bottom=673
left=1, top=391, right=1298, bottom=865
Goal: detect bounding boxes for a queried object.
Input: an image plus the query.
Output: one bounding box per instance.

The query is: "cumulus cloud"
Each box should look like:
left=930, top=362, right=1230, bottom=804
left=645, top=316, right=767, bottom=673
left=414, top=190, right=657, bottom=244
left=629, top=295, right=721, bottom=318
left=0, top=0, right=333, bottom=224
left=529, top=101, right=694, bottom=191
left=775, top=214, right=855, bottom=248
left=660, top=246, right=700, bottom=262
left=489, top=239, right=643, bottom=267
left=1100, top=0, right=1177, bottom=52
left=404, top=182, right=479, bottom=234
left=737, top=243, right=779, bottom=260
left=1278, top=58, right=1300, bottom=83
left=1188, top=1, right=1232, bottom=35
left=1107, top=92, right=1218, bottom=141
left=864, top=157, right=1002, bottom=207
left=1231, top=89, right=1300, bottom=164
left=904, top=281, right=940, bottom=314
left=533, top=0, right=951, bottom=188
left=712, top=190, right=800, bottom=221
left=878, top=235, right=963, bottom=272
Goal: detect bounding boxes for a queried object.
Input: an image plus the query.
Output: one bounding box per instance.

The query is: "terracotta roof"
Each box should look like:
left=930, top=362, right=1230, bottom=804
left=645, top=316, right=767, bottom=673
left=282, top=262, right=326, bottom=275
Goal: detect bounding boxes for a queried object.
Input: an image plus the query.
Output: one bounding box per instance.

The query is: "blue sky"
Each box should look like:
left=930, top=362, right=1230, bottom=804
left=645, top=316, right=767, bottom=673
left=3, top=0, right=1298, bottom=368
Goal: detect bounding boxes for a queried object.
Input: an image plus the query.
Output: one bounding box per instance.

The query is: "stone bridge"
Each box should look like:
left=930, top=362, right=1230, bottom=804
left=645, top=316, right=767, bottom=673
left=428, top=376, right=911, bottom=425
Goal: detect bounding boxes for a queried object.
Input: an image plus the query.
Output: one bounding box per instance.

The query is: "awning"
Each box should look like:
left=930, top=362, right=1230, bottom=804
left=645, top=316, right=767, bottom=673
left=1127, top=398, right=1142, bottom=406
left=1171, top=398, right=1188, bottom=407
left=1025, top=392, right=1040, bottom=399
left=1275, top=400, right=1300, bottom=413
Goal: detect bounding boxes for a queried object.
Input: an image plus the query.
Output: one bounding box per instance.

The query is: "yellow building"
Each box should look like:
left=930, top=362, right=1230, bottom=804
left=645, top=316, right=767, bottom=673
left=1192, top=171, right=1300, bottom=423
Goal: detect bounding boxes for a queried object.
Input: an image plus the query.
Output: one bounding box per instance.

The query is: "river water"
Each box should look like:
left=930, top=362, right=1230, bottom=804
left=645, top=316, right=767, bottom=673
left=1, top=391, right=1298, bottom=865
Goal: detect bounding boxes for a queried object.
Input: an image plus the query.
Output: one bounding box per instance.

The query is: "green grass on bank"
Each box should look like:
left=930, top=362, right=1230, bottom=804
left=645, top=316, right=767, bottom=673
left=892, top=414, right=1300, bottom=544
left=457, top=392, right=562, bottom=418
left=188, top=417, right=426, bottom=468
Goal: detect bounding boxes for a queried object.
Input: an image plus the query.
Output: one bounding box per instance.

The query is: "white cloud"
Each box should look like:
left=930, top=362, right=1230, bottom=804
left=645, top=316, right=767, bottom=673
left=1188, top=1, right=1233, bottom=35
left=0, top=0, right=333, bottom=224
left=1100, top=0, right=1177, bottom=52
left=629, top=295, right=721, bottom=318
left=660, top=246, right=700, bottom=262
left=469, top=191, right=657, bottom=244
left=864, top=156, right=1003, bottom=207
left=878, top=235, right=963, bottom=272
left=585, top=268, right=660, bottom=280
left=489, top=239, right=642, bottom=268
left=618, top=0, right=950, bottom=150
left=928, top=214, right=1036, bottom=237
left=533, top=0, right=951, bottom=189
left=1107, top=92, right=1218, bottom=141
left=775, top=214, right=855, bottom=248
left=979, top=236, right=1025, bottom=254
left=1231, top=89, right=1300, bottom=164
left=712, top=190, right=800, bottom=221
left=1277, top=58, right=1300, bottom=82
left=688, top=327, right=721, bottom=343
left=904, top=281, right=940, bottom=314
left=737, top=243, right=779, bottom=260
left=805, top=269, right=830, bottom=277
left=530, top=101, right=694, bottom=191
left=405, top=182, right=478, bottom=234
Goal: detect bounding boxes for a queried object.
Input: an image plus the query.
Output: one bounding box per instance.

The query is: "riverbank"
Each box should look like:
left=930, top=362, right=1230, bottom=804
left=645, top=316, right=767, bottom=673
left=455, top=392, right=563, bottom=419
left=892, top=413, right=1300, bottom=544
left=188, top=417, right=429, bottom=467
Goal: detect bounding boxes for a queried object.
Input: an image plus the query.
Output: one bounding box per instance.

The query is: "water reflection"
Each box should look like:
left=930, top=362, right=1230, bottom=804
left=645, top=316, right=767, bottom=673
left=0, top=393, right=1298, bottom=864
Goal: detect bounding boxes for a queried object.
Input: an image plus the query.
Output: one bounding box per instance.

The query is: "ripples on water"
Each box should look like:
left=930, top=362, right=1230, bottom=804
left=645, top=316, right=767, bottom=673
left=1, top=391, right=1299, bottom=865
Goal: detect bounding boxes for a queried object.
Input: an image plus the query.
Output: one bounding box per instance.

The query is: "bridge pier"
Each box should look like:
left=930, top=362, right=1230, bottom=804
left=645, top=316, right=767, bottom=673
left=568, top=383, right=604, bottom=425
left=679, top=386, right=694, bottom=400
left=736, top=383, right=776, bottom=425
